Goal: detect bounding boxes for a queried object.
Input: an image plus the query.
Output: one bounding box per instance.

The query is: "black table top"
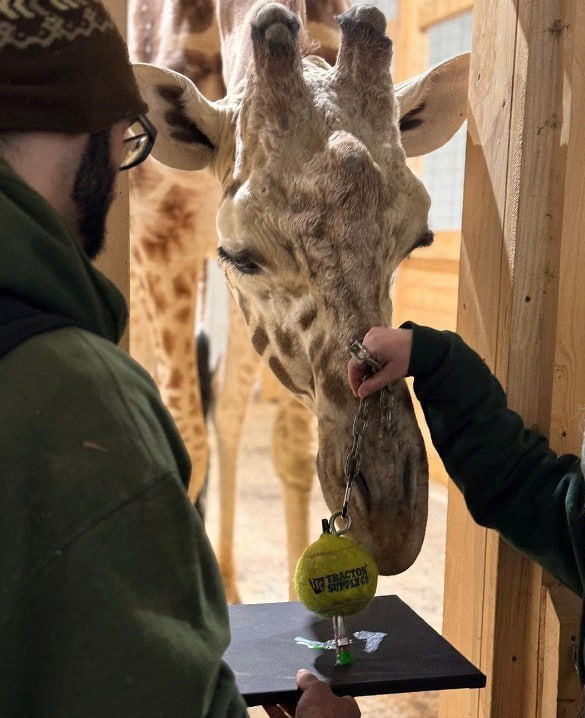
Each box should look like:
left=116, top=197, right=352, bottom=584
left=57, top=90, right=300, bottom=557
left=226, top=594, right=486, bottom=706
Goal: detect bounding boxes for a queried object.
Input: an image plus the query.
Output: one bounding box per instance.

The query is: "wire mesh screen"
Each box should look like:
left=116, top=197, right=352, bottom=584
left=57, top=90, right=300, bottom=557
left=424, top=10, right=473, bottom=230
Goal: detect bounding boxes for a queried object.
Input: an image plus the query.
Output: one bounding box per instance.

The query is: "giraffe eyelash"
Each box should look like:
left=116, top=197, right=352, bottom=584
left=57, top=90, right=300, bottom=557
left=218, top=246, right=262, bottom=275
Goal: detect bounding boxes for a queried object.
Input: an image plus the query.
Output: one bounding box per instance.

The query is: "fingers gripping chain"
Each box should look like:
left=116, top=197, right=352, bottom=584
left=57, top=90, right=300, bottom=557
left=349, top=339, right=382, bottom=371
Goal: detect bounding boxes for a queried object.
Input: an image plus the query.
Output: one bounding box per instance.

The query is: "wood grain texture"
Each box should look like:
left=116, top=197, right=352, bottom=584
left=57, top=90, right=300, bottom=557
left=442, top=0, right=584, bottom=716
left=420, top=0, right=474, bottom=30
left=439, top=0, right=517, bottom=710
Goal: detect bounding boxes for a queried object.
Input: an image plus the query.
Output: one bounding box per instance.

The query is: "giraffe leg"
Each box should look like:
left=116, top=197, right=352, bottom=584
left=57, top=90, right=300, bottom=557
left=271, top=392, right=316, bottom=599
left=212, top=296, right=261, bottom=604
left=129, top=264, right=155, bottom=376
left=136, top=260, right=209, bottom=502
left=159, top=265, right=209, bottom=502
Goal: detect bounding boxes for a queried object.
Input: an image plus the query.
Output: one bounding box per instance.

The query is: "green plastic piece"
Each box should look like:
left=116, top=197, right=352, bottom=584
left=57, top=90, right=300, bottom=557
left=336, top=649, right=355, bottom=666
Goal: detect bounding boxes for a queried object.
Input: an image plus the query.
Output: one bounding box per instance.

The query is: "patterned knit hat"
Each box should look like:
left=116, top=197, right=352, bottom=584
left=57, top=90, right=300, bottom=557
left=0, top=1, right=147, bottom=133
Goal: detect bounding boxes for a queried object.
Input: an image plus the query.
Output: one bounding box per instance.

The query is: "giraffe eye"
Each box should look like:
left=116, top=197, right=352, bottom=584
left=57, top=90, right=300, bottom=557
left=218, top=246, right=262, bottom=275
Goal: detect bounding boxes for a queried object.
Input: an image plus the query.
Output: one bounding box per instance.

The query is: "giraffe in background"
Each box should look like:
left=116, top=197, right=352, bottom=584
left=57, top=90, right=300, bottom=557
left=128, top=0, right=350, bottom=601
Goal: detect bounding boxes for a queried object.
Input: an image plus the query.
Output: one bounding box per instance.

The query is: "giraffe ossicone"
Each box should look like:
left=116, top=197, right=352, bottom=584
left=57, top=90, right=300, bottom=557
left=133, top=3, right=469, bottom=575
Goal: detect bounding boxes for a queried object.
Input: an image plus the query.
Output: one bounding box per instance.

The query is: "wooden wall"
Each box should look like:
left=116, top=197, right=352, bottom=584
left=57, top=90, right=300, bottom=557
left=391, top=0, right=472, bottom=486
left=98, top=0, right=131, bottom=351
left=439, top=0, right=584, bottom=715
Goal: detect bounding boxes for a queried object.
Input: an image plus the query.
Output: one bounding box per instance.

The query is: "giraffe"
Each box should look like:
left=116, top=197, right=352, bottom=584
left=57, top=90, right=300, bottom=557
left=128, top=0, right=349, bottom=601
left=134, top=1, right=470, bottom=575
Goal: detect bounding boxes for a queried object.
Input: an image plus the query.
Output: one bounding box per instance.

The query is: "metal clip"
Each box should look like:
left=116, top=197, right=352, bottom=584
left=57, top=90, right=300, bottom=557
left=349, top=339, right=382, bottom=371
left=329, top=510, right=352, bottom=536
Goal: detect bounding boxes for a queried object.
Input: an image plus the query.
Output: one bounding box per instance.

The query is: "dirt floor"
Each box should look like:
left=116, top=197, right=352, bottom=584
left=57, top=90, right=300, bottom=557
left=206, top=399, right=451, bottom=717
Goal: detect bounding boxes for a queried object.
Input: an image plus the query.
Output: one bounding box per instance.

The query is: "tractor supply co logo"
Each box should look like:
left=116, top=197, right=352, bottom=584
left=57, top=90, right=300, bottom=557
left=308, top=565, right=370, bottom=595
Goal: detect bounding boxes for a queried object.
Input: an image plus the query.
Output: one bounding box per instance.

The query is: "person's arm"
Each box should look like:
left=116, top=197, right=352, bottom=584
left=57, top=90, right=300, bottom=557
left=348, top=324, right=585, bottom=598
left=8, top=473, right=248, bottom=718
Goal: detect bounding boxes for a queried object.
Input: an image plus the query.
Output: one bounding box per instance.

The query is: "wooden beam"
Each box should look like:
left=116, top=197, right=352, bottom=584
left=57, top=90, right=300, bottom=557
left=420, top=0, right=474, bottom=31
left=551, top=0, right=585, bottom=458
left=440, top=0, right=583, bottom=716
left=438, top=0, right=516, bottom=707
left=537, top=580, right=582, bottom=717
left=395, top=0, right=428, bottom=84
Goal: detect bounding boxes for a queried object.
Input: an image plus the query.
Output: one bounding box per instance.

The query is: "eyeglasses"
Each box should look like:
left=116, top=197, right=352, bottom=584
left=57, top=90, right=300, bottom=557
left=119, top=114, right=157, bottom=171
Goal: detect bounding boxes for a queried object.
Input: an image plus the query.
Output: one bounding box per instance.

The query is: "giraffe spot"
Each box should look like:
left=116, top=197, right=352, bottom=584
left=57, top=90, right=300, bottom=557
left=177, top=0, right=215, bottom=32
left=286, top=285, right=302, bottom=299
left=268, top=356, right=303, bottom=396
left=162, top=330, right=176, bottom=356
left=152, top=289, right=168, bottom=314
left=317, top=343, right=334, bottom=377
left=237, top=293, right=251, bottom=323
left=169, top=369, right=184, bottom=389
left=299, top=306, right=317, bottom=330
left=173, top=274, right=193, bottom=298
left=252, top=326, right=269, bottom=355
left=306, top=0, right=345, bottom=28
left=183, top=49, right=223, bottom=93
left=309, top=334, right=325, bottom=363
left=175, top=307, right=191, bottom=323
left=321, top=372, right=346, bottom=408
left=167, top=396, right=181, bottom=410
left=275, top=326, right=295, bottom=357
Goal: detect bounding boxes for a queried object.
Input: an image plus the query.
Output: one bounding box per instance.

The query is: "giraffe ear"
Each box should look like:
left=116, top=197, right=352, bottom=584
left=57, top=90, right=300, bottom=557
left=396, top=53, right=470, bottom=158
left=133, top=63, right=228, bottom=171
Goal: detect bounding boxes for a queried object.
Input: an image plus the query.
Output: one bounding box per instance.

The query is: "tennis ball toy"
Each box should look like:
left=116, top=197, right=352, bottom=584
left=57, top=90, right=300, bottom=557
left=294, top=529, right=378, bottom=618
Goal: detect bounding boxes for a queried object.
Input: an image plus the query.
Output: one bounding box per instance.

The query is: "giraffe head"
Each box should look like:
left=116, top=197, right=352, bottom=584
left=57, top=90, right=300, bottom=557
left=134, top=3, right=469, bottom=574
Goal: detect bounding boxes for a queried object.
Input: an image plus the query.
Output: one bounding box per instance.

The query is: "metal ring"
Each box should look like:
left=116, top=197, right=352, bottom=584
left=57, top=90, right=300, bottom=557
left=329, top=511, right=352, bottom=536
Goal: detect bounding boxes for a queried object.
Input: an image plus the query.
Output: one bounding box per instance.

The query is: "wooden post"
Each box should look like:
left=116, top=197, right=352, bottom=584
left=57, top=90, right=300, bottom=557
left=96, top=0, right=130, bottom=351
left=440, top=0, right=584, bottom=716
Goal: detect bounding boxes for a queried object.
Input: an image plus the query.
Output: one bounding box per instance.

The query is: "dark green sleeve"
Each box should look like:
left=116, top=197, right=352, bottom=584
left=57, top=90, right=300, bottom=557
left=402, top=322, right=585, bottom=599
left=6, top=474, right=248, bottom=718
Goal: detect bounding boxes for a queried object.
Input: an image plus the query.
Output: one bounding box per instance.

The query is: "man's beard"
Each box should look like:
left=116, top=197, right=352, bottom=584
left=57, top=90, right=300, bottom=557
left=72, top=130, right=117, bottom=260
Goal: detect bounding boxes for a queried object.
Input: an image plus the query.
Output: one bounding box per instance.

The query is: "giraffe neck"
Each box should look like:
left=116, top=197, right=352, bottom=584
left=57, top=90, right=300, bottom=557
left=129, top=0, right=224, bottom=101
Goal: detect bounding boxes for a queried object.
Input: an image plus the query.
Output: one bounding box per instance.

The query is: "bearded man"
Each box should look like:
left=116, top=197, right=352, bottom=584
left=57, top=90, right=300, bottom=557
left=0, top=3, right=357, bottom=717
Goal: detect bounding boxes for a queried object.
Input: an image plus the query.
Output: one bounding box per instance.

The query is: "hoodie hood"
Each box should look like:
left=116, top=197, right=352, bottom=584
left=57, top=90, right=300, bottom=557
left=0, top=159, right=127, bottom=343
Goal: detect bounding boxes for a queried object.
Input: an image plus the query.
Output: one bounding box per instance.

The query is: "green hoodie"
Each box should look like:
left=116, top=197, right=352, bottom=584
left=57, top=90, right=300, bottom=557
left=404, top=322, right=585, bottom=687
left=0, top=160, right=248, bottom=717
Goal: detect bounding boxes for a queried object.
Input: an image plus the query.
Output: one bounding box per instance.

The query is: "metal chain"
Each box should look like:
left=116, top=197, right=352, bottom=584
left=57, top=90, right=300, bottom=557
left=329, top=339, right=394, bottom=536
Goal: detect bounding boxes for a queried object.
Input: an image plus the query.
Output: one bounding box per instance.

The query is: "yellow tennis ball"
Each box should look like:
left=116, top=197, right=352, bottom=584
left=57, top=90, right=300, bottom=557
left=294, top=532, right=378, bottom=618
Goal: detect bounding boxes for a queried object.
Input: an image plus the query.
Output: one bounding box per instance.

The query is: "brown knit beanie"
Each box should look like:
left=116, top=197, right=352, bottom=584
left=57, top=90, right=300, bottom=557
left=0, top=1, right=148, bottom=133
